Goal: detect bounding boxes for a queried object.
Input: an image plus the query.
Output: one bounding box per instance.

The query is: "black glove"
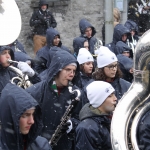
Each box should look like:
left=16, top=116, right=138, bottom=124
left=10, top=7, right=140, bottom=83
left=60, top=121, right=71, bottom=134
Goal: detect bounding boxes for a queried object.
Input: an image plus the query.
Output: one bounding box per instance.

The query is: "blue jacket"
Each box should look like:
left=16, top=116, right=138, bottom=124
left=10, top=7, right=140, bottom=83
left=137, top=109, right=150, bottom=150
left=117, top=54, right=133, bottom=83
left=116, top=41, right=132, bottom=54
left=35, top=27, right=70, bottom=73
left=75, top=72, right=93, bottom=90
left=124, top=20, right=139, bottom=42
left=26, top=50, right=82, bottom=150
left=79, top=19, right=97, bottom=55
left=106, top=24, right=130, bottom=55
left=73, top=36, right=87, bottom=57
left=75, top=103, right=112, bottom=150
left=0, top=83, right=51, bottom=150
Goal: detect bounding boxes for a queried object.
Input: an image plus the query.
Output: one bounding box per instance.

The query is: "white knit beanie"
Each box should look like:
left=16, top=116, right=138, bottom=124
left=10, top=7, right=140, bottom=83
left=86, top=81, right=115, bottom=108
left=97, top=46, right=118, bottom=68
left=77, top=48, right=94, bottom=64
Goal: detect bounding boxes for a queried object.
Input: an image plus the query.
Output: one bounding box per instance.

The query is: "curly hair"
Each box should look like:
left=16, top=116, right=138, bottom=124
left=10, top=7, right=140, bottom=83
left=92, top=66, right=122, bottom=81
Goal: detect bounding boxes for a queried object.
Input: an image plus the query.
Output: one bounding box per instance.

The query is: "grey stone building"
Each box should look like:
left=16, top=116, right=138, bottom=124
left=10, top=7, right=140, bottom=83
left=15, top=0, right=104, bottom=58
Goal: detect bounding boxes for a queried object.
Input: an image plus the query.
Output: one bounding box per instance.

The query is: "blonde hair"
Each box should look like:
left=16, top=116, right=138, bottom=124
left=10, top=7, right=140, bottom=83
left=113, top=8, right=121, bottom=24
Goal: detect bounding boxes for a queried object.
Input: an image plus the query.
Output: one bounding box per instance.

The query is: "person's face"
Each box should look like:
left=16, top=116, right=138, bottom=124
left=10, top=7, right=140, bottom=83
left=84, top=41, right=89, bottom=50
left=104, top=61, right=118, bottom=80
left=122, top=34, right=127, bottom=42
left=85, top=27, right=92, bottom=38
left=19, top=109, right=35, bottom=135
left=41, top=5, right=47, bottom=11
left=131, top=30, right=135, bottom=36
left=55, top=65, right=76, bottom=87
left=122, top=51, right=130, bottom=57
left=53, top=35, right=60, bottom=46
left=83, top=62, right=93, bottom=74
left=98, top=92, right=117, bottom=114
left=0, top=50, right=11, bottom=67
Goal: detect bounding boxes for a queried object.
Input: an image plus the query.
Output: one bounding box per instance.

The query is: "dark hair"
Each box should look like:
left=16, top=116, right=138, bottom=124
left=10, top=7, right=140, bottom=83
left=79, top=62, right=95, bottom=74
left=92, top=66, right=122, bottom=81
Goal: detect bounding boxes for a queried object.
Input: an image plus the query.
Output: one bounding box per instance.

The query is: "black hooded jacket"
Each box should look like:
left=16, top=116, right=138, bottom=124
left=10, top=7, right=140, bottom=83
left=26, top=50, right=82, bottom=150
left=0, top=46, right=40, bottom=94
left=75, top=103, right=112, bottom=150
left=0, top=83, right=51, bottom=150
left=30, top=0, right=57, bottom=35
left=117, top=54, right=133, bottom=83
left=124, top=20, right=139, bottom=42
left=73, top=37, right=87, bottom=57
left=106, top=24, right=130, bottom=55
left=79, top=19, right=97, bottom=55
left=35, top=27, right=70, bottom=73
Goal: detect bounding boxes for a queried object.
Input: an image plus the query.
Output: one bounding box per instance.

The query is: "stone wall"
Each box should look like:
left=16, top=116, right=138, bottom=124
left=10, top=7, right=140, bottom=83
left=15, top=0, right=104, bottom=58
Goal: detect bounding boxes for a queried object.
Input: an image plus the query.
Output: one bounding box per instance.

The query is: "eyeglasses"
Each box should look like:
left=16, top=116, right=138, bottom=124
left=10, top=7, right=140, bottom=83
left=63, top=68, right=76, bottom=74
left=105, top=64, right=118, bottom=70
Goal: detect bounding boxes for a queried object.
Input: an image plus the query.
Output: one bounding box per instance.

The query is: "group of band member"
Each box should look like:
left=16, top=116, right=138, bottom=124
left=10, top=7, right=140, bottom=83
left=1, top=0, right=150, bottom=150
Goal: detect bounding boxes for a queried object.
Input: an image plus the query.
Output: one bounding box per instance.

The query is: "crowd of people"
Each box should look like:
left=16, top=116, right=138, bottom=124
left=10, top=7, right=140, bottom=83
left=0, top=0, right=150, bottom=149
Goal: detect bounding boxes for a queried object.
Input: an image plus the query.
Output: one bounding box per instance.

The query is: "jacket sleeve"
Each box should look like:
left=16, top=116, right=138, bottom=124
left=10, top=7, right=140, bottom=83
left=49, top=12, right=57, bottom=28
left=28, top=136, right=52, bottom=150
left=34, top=55, right=47, bottom=74
left=29, top=72, right=41, bottom=84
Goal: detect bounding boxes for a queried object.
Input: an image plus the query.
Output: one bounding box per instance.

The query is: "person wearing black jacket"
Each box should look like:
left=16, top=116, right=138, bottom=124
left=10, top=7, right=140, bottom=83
left=128, top=0, right=140, bottom=26
left=0, top=46, right=40, bottom=94
left=75, top=81, right=117, bottom=150
left=0, top=83, right=51, bottom=150
left=26, top=50, right=82, bottom=150
left=30, top=0, right=57, bottom=53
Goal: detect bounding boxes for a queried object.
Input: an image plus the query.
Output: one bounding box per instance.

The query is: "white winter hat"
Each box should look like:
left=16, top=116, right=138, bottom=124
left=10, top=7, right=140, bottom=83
left=86, top=81, right=115, bottom=108
left=97, top=46, right=118, bottom=68
left=77, top=48, right=94, bottom=64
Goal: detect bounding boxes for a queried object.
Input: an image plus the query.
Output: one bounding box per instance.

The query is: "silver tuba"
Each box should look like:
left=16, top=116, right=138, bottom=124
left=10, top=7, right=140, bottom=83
left=111, top=29, right=150, bottom=150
